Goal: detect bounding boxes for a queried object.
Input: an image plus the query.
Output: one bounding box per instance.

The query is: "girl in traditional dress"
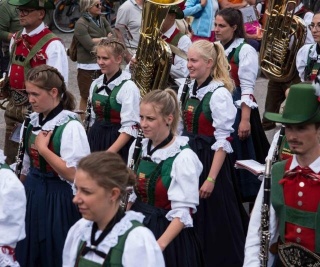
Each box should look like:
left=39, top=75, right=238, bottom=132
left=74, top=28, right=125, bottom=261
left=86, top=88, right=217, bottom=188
left=87, top=37, right=140, bottom=162
left=127, top=89, right=205, bottom=267
left=15, top=65, right=90, bottom=267
left=215, top=8, right=270, bottom=204
left=63, top=151, right=165, bottom=267
left=179, top=39, right=248, bottom=267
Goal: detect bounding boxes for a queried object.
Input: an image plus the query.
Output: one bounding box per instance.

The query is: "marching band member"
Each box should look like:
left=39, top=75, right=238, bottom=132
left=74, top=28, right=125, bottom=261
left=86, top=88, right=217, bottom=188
left=0, top=150, right=26, bottom=267
left=63, top=151, right=165, bottom=267
left=179, top=40, right=248, bottom=267
left=127, top=89, right=205, bottom=267
left=15, top=65, right=90, bottom=267
left=296, top=12, right=320, bottom=82
left=87, top=37, right=140, bottom=162
left=244, top=82, right=320, bottom=266
left=215, top=7, right=270, bottom=204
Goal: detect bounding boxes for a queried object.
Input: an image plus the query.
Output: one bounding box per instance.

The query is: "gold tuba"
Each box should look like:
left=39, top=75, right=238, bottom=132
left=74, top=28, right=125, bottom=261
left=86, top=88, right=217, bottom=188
left=260, top=0, right=307, bottom=83
left=132, top=0, right=183, bottom=97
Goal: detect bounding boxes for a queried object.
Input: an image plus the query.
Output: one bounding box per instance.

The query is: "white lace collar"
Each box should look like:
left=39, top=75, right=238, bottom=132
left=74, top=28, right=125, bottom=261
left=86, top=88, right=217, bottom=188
left=189, top=80, right=225, bottom=100
left=29, top=110, right=78, bottom=133
left=80, top=211, right=144, bottom=248
left=141, top=136, right=189, bottom=163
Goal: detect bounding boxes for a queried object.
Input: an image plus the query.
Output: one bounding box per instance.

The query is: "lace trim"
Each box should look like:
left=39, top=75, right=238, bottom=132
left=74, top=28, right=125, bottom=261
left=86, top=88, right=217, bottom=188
left=0, top=249, right=19, bottom=267
left=141, top=136, right=189, bottom=162
left=166, top=209, right=193, bottom=228
left=211, top=139, right=233, bottom=153
left=29, top=110, right=78, bottom=133
left=80, top=211, right=144, bottom=248
left=235, top=98, right=258, bottom=109
left=195, top=80, right=225, bottom=100
left=119, top=125, right=138, bottom=138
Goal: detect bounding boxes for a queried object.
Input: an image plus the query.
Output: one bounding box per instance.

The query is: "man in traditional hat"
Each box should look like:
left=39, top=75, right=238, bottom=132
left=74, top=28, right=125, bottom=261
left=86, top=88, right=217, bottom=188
left=2, top=0, right=68, bottom=165
left=243, top=82, right=320, bottom=266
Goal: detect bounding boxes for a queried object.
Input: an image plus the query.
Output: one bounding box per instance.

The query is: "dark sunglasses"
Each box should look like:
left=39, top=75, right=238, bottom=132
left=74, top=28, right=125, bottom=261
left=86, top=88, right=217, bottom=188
left=94, top=2, right=102, bottom=8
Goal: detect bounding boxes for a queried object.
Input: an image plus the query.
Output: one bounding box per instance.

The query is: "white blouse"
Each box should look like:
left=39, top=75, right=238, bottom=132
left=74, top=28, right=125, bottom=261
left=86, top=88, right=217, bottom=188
left=63, top=211, right=165, bottom=267
left=296, top=43, right=317, bottom=82
left=223, top=38, right=259, bottom=109
left=88, top=71, right=140, bottom=138
left=178, top=79, right=237, bottom=153
left=128, top=136, right=202, bottom=227
left=21, top=110, right=90, bottom=180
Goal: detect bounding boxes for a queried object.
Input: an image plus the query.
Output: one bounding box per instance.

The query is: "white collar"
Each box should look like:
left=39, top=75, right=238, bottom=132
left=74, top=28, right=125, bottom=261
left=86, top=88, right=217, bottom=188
left=141, top=136, right=189, bottom=163
left=22, top=22, right=46, bottom=37
left=163, top=23, right=177, bottom=39
left=222, top=38, right=245, bottom=55
left=29, top=109, right=78, bottom=133
left=290, top=155, right=320, bottom=173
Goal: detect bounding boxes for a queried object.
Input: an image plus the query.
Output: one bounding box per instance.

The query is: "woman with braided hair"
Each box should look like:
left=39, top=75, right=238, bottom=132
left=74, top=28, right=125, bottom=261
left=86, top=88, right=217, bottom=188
left=87, top=36, right=140, bottom=163
left=179, top=40, right=248, bottom=267
left=15, top=65, right=90, bottom=267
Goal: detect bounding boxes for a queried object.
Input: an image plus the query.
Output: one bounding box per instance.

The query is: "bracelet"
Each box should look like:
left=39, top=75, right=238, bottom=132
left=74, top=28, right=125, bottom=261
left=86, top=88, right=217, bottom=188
left=206, top=177, right=215, bottom=184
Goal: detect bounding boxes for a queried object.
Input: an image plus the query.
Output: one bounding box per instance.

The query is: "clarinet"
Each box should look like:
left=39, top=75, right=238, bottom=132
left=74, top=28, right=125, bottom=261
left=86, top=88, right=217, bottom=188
left=259, top=159, right=272, bottom=267
left=15, top=107, right=32, bottom=178
left=179, top=75, right=191, bottom=112
left=121, top=128, right=144, bottom=210
left=83, top=99, right=92, bottom=133
left=272, top=125, right=285, bottom=164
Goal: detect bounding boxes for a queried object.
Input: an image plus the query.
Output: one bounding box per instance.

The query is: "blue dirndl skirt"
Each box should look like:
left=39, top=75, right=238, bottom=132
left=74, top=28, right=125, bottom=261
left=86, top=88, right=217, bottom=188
left=15, top=167, right=80, bottom=267
left=131, top=200, right=205, bottom=267
left=88, top=120, right=134, bottom=163
left=183, top=131, right=248, bottom=267
left=231, top=87, right=270, bottom=202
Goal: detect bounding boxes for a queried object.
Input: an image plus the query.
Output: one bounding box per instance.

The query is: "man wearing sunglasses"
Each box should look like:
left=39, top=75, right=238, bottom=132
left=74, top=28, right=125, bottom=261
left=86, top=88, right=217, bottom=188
left=2, top=0, right=68, bottom=165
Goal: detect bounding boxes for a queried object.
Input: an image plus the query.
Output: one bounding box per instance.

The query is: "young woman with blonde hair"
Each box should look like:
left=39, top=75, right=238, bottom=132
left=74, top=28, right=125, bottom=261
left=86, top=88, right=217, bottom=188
left=127, top=88, right=204, bottom=267
left=87, top=37, right=140, bottom=162
left=179, top=39, right=248, bottom=267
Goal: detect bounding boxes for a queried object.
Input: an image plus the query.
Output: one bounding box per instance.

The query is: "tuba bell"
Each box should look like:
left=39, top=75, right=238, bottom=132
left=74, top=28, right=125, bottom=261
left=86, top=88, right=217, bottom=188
left=132, top=0, right=183, bottom=97
left=260, top=0, right=307, bottom=83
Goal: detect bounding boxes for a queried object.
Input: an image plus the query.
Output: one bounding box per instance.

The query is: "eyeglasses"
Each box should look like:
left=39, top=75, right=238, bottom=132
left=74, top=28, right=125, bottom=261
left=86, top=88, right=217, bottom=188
left=308, top=23, right=320, bottom=32
left=93, top=2, right=102, bottom=8
left=15, top=8, right=37, bottom=16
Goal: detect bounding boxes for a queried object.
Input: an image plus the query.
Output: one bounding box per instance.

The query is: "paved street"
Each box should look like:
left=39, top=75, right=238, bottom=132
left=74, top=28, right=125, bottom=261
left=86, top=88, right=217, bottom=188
left=0, top=31, right=279, bottom=151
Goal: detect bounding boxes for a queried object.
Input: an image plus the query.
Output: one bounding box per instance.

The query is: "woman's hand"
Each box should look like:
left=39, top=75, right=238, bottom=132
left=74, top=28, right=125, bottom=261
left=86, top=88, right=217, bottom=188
left=35, top=130, right=52, bottom=155
left=199, top=179, right=215, bottom=199
left=238, top=119, right=251, bottom=140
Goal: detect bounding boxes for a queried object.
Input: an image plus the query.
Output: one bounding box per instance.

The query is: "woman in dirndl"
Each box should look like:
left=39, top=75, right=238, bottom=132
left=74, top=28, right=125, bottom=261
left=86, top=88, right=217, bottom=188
left=179, top=39, right=248, bottom=267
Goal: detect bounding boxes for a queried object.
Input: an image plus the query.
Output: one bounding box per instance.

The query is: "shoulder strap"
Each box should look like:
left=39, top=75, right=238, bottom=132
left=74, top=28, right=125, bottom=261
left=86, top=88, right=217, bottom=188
left=23, top=32, right=58, bottom=77
left=107, top=220, right=142, bottom=266
left=10, top=30, right=23, bottom=68
left=227, top=42, right=245, bottom=66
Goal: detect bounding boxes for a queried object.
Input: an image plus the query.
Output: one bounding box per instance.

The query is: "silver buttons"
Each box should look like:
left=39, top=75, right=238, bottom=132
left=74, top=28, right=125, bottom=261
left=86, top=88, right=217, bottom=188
left=297, top=201, right=303, bottom=206
left=298, top=191, right=303, bottom=197
left=299, top=182, right=305, bottom=187
left=296, top=237, right=301, bottom=243
left=296, top=228, right=302, bottom=233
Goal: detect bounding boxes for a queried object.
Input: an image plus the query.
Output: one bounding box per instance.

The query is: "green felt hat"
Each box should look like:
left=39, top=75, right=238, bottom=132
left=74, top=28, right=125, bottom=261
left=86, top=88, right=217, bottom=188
left=264, top=83, right=320, bottom=124
left=8, top=0, right=55, bottom=10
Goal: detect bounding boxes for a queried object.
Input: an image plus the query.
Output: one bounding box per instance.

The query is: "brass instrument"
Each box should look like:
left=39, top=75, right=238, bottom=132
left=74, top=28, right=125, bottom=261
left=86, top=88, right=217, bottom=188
left=260, top=0, right=307, bottom=83
left=132, top=0, right=183, bottom=97
left=259, top=159, right=272, bottom=267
